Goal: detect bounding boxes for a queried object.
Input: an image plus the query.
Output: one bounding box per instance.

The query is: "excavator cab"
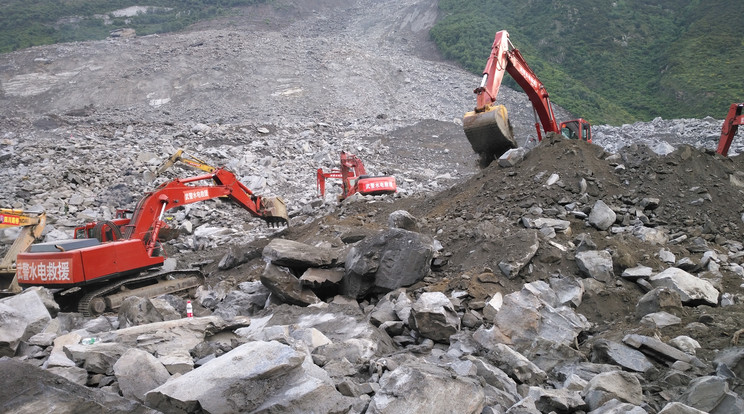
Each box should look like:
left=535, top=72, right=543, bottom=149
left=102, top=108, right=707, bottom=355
left=560, top=119, right=592, bottom=142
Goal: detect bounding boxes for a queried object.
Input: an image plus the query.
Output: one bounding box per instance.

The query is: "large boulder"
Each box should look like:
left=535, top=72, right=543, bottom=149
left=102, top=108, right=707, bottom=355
left=0, top=358, right=155, bottom=413
left=144, top=340, right=355, bottom=413
left=342, top=228, right=435, bottom=299
left=368, top=362, right=485, bottom=414
left=648, top=267, right=719, bottom=306
left=408, top=292, right=460, bottom=343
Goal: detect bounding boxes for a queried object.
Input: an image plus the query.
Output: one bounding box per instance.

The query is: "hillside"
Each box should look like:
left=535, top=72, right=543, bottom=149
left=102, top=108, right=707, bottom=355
left=430, top=0, right=744, bottom=124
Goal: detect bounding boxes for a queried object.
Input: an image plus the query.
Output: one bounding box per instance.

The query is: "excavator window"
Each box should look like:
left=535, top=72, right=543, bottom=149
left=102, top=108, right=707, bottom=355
left=581, top=122, right=591, bottom=142
left=561, top=123, right=579, bottom=140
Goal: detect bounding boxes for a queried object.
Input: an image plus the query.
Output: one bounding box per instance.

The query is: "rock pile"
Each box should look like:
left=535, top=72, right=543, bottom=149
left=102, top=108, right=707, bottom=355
left=1, top=0, right=743, bottom=413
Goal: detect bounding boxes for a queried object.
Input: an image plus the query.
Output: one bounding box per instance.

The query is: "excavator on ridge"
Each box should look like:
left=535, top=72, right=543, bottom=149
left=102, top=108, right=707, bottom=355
left=463, top=30, right=591, bottom=166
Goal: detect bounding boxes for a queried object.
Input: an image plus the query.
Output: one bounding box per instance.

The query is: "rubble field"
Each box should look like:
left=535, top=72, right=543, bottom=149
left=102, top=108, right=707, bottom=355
left=1, top=0, right=744, bottom=413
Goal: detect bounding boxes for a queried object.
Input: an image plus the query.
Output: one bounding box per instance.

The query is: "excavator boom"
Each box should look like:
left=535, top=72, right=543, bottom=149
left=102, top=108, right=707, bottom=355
left=464, top=30, right=591, bottom=166
left=0, top=210, right=46, bottom=294
left=717, top=103, right=743, bottom=156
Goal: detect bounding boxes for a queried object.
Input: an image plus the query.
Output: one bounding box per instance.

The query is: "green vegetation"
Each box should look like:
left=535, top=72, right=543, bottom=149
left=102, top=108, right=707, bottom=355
left=0, top=1, right=265, bottom=54
left=431, top=0, right=743, bottom=124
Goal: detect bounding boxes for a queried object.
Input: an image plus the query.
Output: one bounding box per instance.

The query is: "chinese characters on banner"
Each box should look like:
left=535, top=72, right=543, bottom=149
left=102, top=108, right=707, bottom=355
left=16, top=259, right=72, bottom=282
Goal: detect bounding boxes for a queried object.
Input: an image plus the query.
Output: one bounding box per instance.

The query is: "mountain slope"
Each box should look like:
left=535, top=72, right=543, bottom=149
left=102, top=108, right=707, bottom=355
left=430, top=0, right=744, bottom=124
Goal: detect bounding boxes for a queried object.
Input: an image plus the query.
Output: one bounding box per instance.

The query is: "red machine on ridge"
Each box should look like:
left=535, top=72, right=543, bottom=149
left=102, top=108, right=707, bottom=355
left=16, top=168, right=288, bottom=315
left=463, top=30, right=591, bottom=165
left=317, top=152, right=397, bottom=201
left=716, top=103, right=743, bottom=156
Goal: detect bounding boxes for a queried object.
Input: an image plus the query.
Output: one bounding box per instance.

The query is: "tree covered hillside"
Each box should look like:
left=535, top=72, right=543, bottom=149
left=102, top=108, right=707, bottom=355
left=0, top=0, right=265, bottom=53
left=430, top=0, right=743, bottom=124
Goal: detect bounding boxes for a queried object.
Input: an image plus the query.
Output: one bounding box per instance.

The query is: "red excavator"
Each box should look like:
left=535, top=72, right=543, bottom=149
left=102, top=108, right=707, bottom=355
left=16, top=168, right=288, bottom=315
left=716, top=103, right=743, bottom=156
left=463, top=30, right=591, bottom=166
left=317, top=152, right=397, bottom=201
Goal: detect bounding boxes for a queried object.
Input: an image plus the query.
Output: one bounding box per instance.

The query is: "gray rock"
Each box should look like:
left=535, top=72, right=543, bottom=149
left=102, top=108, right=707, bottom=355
left=576, top=250, right=615, bottom=283
left=497, top=229, right=540, bottom=279
left=649, top=267, right=719, bottom=306
left=658, top=402, right=707, bottom=413
left=498, top=147, right=528, bottom=167
left=64, top=341, right=130, bottom=375
left=368, top=362, right=485, bottom=414
left=108, top=316, right=231, bottom=357
left=0, top=359, right=156, bottom=413
left=588, top=200, right=617, bottom=230
left=486, top=343, right=547, bottom=385
left=343, top=228, right=434, bottom=299
left=114, top=348, right=171, bottom=403
left=621, top=265, right=653, bottom=279
left=475, top=281, right=590, bottom=352
left=582, top=370, right=643, bottom=410
left=408, top=292, right=460, bottom=343
left=388, top=210, right=419, bottom=231
left=623, top=334, right=697, bottom=365
left=213, top=285, right=271, bottom=319
left=117, top=296, right=165, bottom=329
left=260, top=263, right=321, bottom=306
left=681, top=375, right=744, bottom=414
left=670, top=336, right=701, bottom=355
left=527, top=386, right=586, bottom=413
left=299, top=267, right=345, bottom=288
left=145, top=340, right=354, bottom=414
left=236, top=304, right=396, bottom=365
left=0, top=288, right=53, bottom=356
left=158, top=349, right=195, bottom=375
left=636, top=287, right=683, bottom=318
left=592, top=340, right=654, bottom=373
left=262, top=238, right=335, bottom=268
left=640, top=311, right=681, bottom=328
left=588, top=398, right=648, bottom=413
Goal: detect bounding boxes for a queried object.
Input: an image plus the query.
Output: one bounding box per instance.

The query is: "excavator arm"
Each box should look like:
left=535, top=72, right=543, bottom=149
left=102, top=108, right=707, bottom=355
left=148, top=149, right=218, bottom=182
left=125, top=168, right=287, bottom=244
left=472, top=31, right=559, bottom=135
left=717, top=103, right=743, bottom=156
left=464, top=30, right=590, bottom=166
left=0, top=209, right=46, bottom=294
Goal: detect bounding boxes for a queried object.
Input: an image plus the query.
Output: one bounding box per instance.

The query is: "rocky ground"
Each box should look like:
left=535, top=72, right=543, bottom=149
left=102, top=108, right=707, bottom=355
left=1, top=0, right=744, bottom=413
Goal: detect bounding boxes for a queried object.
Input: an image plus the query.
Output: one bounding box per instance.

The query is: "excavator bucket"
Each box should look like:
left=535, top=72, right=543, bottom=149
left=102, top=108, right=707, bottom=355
left=463, top=104, right=517, bottom=166
left=261, top=197, right=289, bottom=227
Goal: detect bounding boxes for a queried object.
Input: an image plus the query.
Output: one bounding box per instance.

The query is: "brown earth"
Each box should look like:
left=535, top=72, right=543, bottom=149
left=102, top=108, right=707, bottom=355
left=188, top=134, right=744, bottom=368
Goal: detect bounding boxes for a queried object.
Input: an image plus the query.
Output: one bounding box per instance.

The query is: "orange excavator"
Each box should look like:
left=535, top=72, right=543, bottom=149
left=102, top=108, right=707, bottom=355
left=317, top=152, right=397, bottom=201
left=16, top=168, right=288, bottom=315
left=463, top=30, right=591, bottom=166
left=716, top=103, right=743, bottom=156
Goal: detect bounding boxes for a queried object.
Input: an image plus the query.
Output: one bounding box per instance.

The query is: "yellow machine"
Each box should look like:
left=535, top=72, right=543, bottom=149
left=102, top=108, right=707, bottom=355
left=0, top=209, right=46, bottom=294
left=148, top=149, right=218, bottom=181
